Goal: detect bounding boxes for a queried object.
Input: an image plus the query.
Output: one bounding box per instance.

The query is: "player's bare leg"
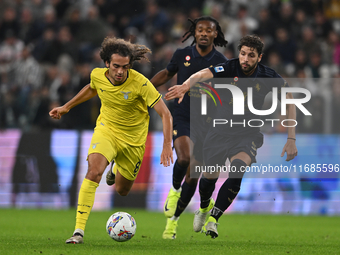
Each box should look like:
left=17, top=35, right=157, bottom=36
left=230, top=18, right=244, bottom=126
left=106, top=161, right=115, bottom=185
left=114, top=169, right=135, bottom=196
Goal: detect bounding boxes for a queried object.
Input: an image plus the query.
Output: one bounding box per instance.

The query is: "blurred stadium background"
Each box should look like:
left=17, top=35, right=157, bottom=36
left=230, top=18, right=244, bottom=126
left=0, top=0, right=340, bottom=215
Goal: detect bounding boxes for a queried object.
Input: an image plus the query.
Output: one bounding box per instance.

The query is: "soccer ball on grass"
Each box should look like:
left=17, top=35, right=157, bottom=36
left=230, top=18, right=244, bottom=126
left=106, top=212, right=136, bottom=242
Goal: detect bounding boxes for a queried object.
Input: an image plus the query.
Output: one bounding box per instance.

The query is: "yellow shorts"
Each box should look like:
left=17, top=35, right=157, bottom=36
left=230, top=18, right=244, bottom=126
left=88, top=125, right=145, bottom=181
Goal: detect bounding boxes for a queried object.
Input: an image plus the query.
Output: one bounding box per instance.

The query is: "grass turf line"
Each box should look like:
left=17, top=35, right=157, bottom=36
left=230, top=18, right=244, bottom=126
left=0, top=208, right=339, bottom=255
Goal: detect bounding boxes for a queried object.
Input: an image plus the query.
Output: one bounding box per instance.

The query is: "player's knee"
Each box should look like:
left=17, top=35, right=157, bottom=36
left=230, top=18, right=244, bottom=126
left=115, top=186, right=130, bottom=196
left=176, top=155, right=190, bottom=168
left=86, top=167, right=104, bottom=183
left=229, top=159, right=247, bottom=179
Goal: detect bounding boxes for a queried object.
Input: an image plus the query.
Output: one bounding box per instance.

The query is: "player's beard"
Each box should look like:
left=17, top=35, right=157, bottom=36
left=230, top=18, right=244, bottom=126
left=241, top=60, right=258, bottom=75
left=198, top=43, right=209, bottom=50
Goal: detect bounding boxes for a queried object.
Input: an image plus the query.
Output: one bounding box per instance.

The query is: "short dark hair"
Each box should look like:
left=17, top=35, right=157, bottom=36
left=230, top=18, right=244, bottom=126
left=237, top=35, right=264, bottom=55
left=182, top=16, right=228, bottom=47
left=99, top=37, right=151, bottom=66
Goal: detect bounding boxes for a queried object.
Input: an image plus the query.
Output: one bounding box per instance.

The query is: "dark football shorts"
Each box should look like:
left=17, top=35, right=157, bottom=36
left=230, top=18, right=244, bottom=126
left=203, top=130, right=264, bottom=166
left=172, top=117, right=209, bottom=160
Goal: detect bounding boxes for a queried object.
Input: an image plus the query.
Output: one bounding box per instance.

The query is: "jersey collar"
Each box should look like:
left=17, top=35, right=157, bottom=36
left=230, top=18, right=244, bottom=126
left=192, top=46, right=217, bottom=61
left=105, top=69, right=129, bottom=86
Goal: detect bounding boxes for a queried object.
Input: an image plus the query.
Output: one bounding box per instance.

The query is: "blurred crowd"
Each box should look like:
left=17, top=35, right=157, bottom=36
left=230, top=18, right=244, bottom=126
left=0, top=0, right=340, bottom=133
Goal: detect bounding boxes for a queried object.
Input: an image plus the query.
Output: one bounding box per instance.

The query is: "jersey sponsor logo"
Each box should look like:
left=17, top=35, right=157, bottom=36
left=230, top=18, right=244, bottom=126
left=214, top=66, right=224, bottom=72
left=184, top=62, right=191, bottom=67
left=173, top=130, right=177, bottom=136
left=185, top=55, right=191, bottom=61
left=120, top=91, right=131, bottom=99
left=92, top=142, right=99, bottom=149
left=234, top=76, right=238, bottom=82
left=78, top=204, right=91, bottom=208
left=142, top=81, right=147, bottom=86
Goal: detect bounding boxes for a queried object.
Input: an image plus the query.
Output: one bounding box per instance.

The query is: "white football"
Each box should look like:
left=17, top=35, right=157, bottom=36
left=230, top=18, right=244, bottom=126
left=106, top=212, right=137, bottom=242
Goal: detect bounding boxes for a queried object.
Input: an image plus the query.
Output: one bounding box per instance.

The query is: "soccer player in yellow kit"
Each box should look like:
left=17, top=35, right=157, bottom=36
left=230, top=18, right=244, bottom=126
left=49, top=37, right=173, bottom=244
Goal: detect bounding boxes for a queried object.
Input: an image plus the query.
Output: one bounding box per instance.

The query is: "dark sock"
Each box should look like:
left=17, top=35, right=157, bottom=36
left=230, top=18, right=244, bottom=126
left=210, top=206, right=224, bottom=220
left=174, top=180, right=197, bottom=217
left=172, top=160, right=188, bottom=190
left=199, top=176, right=218, bottom=209
left=211, top=159, right=247, bottom=221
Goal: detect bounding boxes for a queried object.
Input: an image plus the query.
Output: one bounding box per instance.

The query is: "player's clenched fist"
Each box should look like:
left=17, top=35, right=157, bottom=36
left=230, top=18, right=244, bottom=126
left=49, top=106, right=69, bottom=119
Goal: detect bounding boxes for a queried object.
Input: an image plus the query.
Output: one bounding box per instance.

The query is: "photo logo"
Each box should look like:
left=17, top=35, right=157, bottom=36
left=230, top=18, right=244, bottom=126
left=197, top=82, right=222, bottom=115
left=200, top=82, right=312, bottom=128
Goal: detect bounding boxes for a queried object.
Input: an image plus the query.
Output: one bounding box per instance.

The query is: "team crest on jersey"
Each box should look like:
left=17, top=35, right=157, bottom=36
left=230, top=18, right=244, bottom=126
left=185, top=55, right=191, bottom=61
left=120, top=91, right=131, bottom=100
left=184, top=62, right=191, bottom=67
left=214, top=66, right=224, bottom=72
left=173, top=130, right=178, bottom=136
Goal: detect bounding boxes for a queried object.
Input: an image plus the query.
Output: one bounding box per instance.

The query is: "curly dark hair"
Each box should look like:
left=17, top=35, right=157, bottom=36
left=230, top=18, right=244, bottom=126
left=182, top=16, right=228, bottom=47
left=99, top=37, right=151, bottom=66
left=237, top=35, right=264, bottom=55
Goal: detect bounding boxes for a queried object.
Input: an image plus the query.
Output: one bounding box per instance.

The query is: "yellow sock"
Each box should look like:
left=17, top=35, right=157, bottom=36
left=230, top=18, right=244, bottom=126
left=75, top=178, right=99, bottom=232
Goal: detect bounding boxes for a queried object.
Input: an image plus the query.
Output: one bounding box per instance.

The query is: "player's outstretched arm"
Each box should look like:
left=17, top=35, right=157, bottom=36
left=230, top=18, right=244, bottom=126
left=281, top=92, right=298, bottom=161
left=153, top=98, right=173, bottom=167
left=150, top=69, right=176, bottom=88
left=164, top=68, right=213, bottom=103
left=49, top=84, right=97, bottom=119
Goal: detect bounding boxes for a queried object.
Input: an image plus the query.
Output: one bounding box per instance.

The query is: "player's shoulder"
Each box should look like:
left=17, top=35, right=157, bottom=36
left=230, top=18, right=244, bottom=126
left=212, top=49, right=228, bottom=61
left=129, top=69, right=149, bottom=88
left=91, top=67, right=106, bottom=79
left=173, top=45, right=195, bottom=56
left=218, top=58, right=238, bottom=70
left=129, top=69, right=147, bottom=81
left=227, top=58, right=239, bottom=65
left=257, top=63, right=281, bottom=78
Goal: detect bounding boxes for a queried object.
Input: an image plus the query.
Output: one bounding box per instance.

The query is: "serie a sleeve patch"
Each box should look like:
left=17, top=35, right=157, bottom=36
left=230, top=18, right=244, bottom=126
left=214, top=66, right=224, bottom=73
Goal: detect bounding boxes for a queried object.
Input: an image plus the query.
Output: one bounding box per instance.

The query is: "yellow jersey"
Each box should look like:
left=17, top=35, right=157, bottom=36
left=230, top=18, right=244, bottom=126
left=90, top=68, right=161, bottom=146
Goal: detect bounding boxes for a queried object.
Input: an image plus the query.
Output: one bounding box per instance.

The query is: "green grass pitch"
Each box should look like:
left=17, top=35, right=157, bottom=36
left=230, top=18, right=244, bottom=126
left=0, top=208, right=339, bottom=255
